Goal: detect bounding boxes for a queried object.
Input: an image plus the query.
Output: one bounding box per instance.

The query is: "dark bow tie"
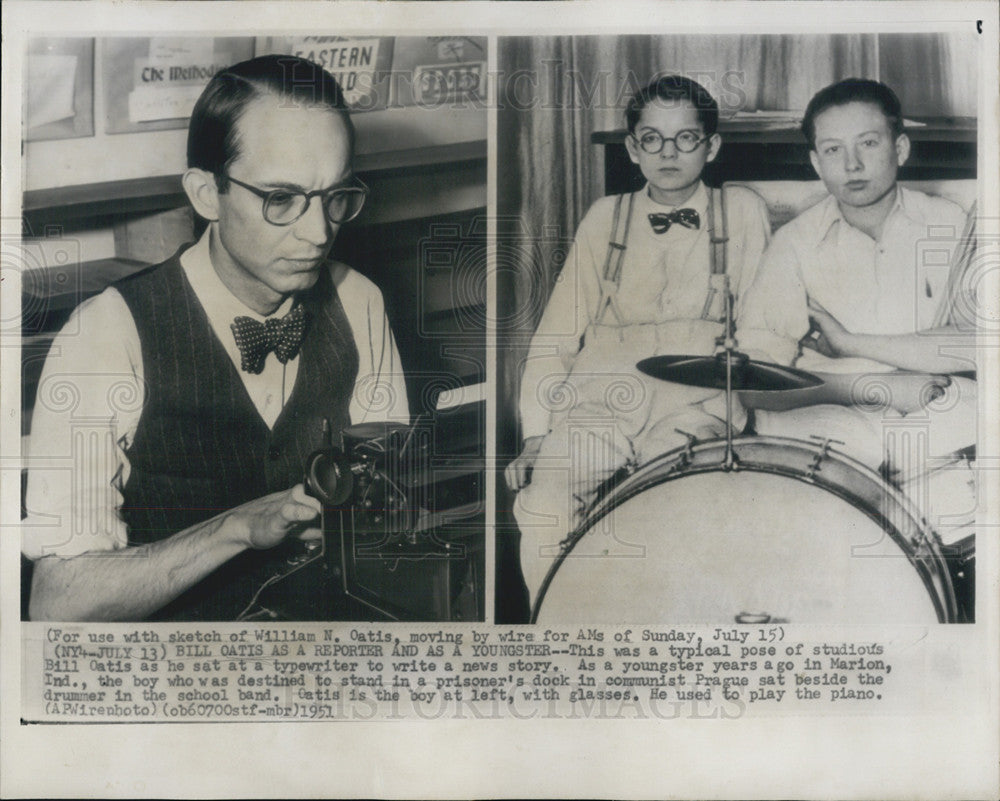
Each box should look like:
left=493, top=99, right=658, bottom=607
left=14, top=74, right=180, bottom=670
left=231, top=304, right=309, bottom=374
left=648, top=208, right=700, bottom=234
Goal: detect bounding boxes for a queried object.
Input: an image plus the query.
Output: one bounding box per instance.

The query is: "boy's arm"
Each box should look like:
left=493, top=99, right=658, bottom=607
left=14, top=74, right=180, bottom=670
left=807, top=300, right=977, bottom=375
left=740, top=370, right=951, bottom=414
left=509, top=253, right=588, bottom=490
left=734, top=230, right=811, bottom=367
left=729, top=187, right=772, bottom=306
left=517, top=231, right=595, bottom=439
left=510, top=207, right=603, bottom=489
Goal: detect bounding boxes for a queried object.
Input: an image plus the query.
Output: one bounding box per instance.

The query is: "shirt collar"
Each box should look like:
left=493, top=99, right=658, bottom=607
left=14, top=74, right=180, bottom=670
left=893, top=186, right=928, bottom=225
left=636, top=180, right=709, bottom=217
left=180, top=226, right=294, bottom=326
left=817, top=184, right=908, bottom=242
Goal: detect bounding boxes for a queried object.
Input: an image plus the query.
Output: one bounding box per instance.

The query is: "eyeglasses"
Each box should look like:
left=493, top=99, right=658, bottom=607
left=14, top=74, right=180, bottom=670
left=224, top=175, right=369, bottom=226
left=633, top=129, right=709, bottom=155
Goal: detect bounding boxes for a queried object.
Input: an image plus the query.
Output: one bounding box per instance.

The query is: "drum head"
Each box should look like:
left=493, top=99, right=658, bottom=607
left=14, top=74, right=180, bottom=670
left=537, top=463, right=943, bottom=624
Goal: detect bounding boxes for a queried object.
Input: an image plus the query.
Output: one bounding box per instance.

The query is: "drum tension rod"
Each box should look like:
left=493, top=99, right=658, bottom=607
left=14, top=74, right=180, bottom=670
left=674, top=428, right=698, bottom=467
left=806, top=436, right=844, bottom=480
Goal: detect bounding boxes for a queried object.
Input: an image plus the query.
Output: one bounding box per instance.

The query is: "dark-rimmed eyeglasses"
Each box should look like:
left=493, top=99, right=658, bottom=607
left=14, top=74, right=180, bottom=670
left=224, top=175, right=369, bottom=226
left=633, top=129, right=710, bottom=155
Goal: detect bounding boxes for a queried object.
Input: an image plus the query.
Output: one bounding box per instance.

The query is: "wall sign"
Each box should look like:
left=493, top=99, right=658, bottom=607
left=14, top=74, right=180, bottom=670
left=413, top=61, right=486, bottom=106
left=257, top=36, right=394, bottom=112
left=103, top=37, right=255, bottom=134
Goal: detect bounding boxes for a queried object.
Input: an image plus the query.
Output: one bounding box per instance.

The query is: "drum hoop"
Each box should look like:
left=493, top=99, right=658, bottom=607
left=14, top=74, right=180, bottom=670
left=530, top=436, right=957, bottom=623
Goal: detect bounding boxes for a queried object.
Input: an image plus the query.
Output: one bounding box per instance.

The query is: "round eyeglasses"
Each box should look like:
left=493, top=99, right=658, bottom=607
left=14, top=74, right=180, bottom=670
left=633, top=129, right=709, bottom=155
left=224, top=175, right=369, bottom=226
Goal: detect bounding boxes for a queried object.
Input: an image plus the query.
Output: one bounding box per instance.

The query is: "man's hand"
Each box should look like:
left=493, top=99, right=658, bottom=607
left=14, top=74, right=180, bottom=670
left=29, top=483, right=323, bottom=622
left=802, top=299, right=855, bottom=358
left=505, top=435, right=545, bottom=491
left=854, top=371, right=951, bottom=415
left=230, top=484, right=322, bottom=550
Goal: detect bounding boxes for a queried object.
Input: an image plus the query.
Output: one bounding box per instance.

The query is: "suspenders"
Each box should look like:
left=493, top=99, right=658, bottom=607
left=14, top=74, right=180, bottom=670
left=700, top=186, right=730, bottom=321
left=595, top=192, right=634, bottom=325
left=595, top=187, right=729, bottom=326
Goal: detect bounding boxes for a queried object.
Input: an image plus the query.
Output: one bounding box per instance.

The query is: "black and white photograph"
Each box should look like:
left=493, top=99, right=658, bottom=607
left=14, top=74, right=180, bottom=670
left=497, top=33, right=980, bottom=626
left=2, top=2, right=998, bottom=800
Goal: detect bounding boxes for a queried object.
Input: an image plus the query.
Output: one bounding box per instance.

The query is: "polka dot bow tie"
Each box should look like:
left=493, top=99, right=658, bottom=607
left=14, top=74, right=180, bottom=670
left=648, top=208, right=700, bottom=234
left=230, top=304, right=310, bottom=374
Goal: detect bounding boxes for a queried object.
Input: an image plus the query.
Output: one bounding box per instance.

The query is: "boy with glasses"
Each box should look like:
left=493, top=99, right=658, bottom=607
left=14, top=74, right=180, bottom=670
left=24, top=55, right=408, bottom=620
left=506, top=75, right=771, bottom=603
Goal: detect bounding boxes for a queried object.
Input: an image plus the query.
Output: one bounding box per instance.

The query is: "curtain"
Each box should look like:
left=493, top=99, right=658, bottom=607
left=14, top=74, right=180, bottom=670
left=879, top=32, right=978, bottom=118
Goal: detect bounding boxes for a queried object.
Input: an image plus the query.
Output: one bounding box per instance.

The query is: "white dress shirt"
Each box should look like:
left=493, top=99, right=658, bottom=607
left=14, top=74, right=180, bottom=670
left=518, top=182, right=771, bottom=439
left=737, top=186, right=971, bottom=372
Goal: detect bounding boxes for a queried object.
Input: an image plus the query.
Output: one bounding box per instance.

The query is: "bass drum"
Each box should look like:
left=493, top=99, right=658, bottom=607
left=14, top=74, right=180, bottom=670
left=532, top=437, right=956, bottom=624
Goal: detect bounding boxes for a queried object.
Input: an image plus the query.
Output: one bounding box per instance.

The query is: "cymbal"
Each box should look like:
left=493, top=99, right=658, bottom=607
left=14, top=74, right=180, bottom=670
left=636, top=352, right=823, bottom=392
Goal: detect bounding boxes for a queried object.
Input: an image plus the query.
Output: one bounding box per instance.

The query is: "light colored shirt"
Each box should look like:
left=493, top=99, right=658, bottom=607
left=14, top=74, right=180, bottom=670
left=518, top=182, right=771, bottom=438
left=737, top=186, right=970, bottom=373
left=23, top=229, right=409, bottom=559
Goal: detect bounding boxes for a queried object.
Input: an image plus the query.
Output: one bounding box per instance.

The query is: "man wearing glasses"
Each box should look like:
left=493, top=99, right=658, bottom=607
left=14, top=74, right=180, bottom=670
left=24, top=55, right=408, bottom=621
left=506, top=75, right=770, bottom=603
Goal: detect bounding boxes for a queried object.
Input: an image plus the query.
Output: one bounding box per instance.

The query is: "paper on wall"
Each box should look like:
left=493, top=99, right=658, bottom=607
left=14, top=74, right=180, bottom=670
left=127, top=44, right=232, bottom=123
left=27, top=54, right=77, bottom=128
left=128, top=83, right=207, bottom=123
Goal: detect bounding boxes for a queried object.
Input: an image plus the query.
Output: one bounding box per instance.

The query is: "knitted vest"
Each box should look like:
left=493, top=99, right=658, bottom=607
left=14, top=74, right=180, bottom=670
left=115, top=251, right=359, bottom=620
